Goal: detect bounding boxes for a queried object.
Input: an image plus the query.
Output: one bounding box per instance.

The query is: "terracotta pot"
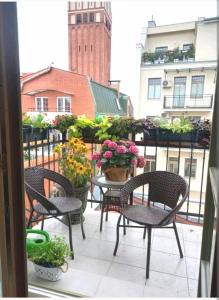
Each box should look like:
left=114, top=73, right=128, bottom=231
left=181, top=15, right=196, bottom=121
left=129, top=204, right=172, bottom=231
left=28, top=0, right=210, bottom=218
left=104, top=167, right=129, bottom=182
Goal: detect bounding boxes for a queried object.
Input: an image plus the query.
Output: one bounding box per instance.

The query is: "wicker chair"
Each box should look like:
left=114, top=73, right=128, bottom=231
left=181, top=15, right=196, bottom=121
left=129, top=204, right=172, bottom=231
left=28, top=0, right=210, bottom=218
left=24, top=167, right=86, bottom=259
left=113, top=171, right=189, bottom=279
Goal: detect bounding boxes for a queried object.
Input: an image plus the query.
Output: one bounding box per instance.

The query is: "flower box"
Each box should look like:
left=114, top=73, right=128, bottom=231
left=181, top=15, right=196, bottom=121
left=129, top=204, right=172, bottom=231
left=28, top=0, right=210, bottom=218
left=29, top=128, right=48, bottom=142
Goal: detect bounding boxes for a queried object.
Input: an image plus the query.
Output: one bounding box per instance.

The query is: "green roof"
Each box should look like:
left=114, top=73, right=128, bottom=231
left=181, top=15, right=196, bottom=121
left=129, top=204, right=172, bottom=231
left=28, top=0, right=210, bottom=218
left=89, top=80, right=129, bottom=116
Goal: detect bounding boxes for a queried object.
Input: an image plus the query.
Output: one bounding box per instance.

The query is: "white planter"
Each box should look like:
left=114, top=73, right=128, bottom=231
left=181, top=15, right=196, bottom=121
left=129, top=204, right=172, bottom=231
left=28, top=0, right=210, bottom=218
left=33, top=262, right=68, bottom=281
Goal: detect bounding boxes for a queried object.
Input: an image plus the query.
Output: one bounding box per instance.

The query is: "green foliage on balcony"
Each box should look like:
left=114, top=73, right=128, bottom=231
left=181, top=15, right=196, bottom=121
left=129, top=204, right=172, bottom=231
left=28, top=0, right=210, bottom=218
left=142, top=45, right=195, bottom=64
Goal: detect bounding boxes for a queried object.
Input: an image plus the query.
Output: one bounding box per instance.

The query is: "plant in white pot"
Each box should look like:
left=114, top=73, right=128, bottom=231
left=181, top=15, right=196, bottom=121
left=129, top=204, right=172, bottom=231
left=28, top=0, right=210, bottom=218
left=28, top=236, right=72, bottom=281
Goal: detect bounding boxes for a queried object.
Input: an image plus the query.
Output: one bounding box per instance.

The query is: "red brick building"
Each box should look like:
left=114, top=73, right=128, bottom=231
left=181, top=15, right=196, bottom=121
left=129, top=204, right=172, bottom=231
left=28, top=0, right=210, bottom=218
left=21, top=66, right=132, bottom=119
left=68, top=2, right=111, bottom=86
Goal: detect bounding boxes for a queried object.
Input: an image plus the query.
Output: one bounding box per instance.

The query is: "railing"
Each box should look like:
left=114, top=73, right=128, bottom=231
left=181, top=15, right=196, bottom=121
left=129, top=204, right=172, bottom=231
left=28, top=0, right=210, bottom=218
left=163, top=94, right=213, bottom=109
left=23, top=128, right=209, bottom=224
left=142, top=48, right=195, bottom=65
left=27, top=108, right=72, bottom=113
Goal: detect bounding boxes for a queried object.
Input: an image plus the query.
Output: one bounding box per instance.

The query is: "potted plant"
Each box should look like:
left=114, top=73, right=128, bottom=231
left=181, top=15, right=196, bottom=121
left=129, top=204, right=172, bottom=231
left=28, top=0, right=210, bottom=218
left=68, top=115, right=97, bottom=141
left=28, top=236, right=71, bottom=282
left=191, top=118, right=211, bottom=146
left=23, top=113, right=51, bottom=142
left=142, top=117, right=159, bottom=141
left=54, top=137, right=92, bottom=223
left=52, top=115, right=77, bottom=140
left=92, top=140, right=145, bottom=182
left=22, top=113, right=33, bottom=143
left=158, top=117, right=195, bottom=142
left=107, top=116, right=133, bottom=140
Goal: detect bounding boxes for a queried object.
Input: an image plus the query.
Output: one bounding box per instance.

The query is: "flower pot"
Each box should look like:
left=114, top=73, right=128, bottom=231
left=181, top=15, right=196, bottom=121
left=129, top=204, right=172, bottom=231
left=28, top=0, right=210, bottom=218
left=33, top=262, right=68, bottom=281
left=104, top=167, right=129, bottom=182
left=23, top=125, right=33, bottom=143
left=81, top=126, right=98, bottom=141
left=143, top=128, right=158, bottom=141
left=29, top=128, right=48, bottom=142
left=158, top=129, right=197, bottom=143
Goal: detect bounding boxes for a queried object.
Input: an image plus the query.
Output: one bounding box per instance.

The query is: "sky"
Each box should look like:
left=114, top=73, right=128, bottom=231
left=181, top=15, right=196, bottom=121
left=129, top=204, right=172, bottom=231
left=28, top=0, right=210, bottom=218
left=17, top=0, right=217, bottom=113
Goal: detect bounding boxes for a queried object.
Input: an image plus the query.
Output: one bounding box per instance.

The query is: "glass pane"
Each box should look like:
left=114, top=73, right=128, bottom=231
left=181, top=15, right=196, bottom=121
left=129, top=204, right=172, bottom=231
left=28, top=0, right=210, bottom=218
left=154, top=85, right=161, bottom=99
left=36, top=98, right=41, bottom=111
left=65, top=98, right=71, bottom=112
left=148, top=85, right=154, bottom=99
left=43, top=98, right=48, bottom=111
left=58, top=98, right=63, bottom=112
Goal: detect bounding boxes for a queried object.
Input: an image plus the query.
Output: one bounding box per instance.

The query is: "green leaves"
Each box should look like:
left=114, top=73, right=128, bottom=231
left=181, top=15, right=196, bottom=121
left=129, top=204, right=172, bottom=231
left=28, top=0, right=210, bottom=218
left=28, top=237, right=72, bottom=268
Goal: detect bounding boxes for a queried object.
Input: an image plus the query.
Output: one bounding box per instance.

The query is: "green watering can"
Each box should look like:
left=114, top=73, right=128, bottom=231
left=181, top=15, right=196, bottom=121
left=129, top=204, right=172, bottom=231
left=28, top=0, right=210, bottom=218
left=26, top=229, right=50, bottom=255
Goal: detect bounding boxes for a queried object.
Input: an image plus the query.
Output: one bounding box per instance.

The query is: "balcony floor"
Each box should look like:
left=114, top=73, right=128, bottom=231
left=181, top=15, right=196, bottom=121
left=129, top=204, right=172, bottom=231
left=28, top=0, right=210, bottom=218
left=28, top=204, right=202, bottom=297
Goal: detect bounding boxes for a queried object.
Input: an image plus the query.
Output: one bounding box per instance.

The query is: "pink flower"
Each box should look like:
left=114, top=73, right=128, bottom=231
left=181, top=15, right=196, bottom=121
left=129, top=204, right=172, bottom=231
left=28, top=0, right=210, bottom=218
left=103, top=150, right=113, bottom=159
left=129, top=145, right=139, bottom=155
left=96, top=160, right=102, bottom=168
left=108, top=141, right=117, bottom=149
left=103, top=140, right=111, bottom=146
left=92, top=152, right=101, bottom=160
left=126, top=141, right=135, bottom=147
left=131, top=159, right=138, bottom=166
left=116, top=145, right=127, bottom=154
left=137, top=156, right=145, bottom=168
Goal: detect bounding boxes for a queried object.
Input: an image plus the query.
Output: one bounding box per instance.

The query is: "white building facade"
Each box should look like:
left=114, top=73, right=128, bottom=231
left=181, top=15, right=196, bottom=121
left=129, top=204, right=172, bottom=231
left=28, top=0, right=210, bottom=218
left=137, top=17, right=218, bottom=219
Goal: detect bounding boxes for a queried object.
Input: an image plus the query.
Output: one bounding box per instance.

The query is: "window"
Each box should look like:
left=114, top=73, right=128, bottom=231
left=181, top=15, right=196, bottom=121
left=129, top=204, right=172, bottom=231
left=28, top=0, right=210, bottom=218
left=57, top=97, right=71, bottom=112
left=155, top=46, right=168, bottom=53
left=184, top=158, right=197, bottom=178
left=183, top=44, right=192, bottom=51
left=76, top=14, right=82, bottom=24
left=91, top=45, right=93, bottom=52
left=145, top=155, right=156, bottom=172
left=148, top=78, right=161, bottom=99
left=83, top=13, right=88, bottom=23
left=78, top=45, right=80, bottom=52
left=35, top=97, right=48, bottom=112
left=167, top=157, right=178, bottom=174
left=85, top=45, right=87, bottom=52
left=89, top=12, right=94, bottom=22
left=191, top=76, right=205, bottom=98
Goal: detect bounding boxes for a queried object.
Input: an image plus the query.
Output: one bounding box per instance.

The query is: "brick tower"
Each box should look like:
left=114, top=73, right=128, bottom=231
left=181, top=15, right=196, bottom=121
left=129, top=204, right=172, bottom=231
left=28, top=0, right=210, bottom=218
left=68, top=2, right=112, bottom=86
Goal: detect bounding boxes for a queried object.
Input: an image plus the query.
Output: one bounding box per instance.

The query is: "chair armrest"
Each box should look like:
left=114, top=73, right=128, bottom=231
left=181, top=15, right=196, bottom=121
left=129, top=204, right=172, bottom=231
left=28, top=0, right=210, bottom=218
left=42, top=169, right=74, bottom=197
left=25, top=182, right=61, bottom=214
left=159, top=193, right=188, bottom=226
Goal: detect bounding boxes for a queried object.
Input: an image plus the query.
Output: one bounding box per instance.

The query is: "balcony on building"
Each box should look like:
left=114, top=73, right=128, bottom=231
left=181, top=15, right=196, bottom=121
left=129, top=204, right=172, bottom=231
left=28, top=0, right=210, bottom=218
left=141, top=45, right=195, bottom=66
left=163, top=94, right=213, bottom=110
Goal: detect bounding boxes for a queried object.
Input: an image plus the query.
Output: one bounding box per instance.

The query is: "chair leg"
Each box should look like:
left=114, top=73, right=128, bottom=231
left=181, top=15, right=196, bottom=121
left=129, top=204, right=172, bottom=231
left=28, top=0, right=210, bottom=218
left=113, top=214, right=122, bottom=256
left=67, top=214, right=74, bottom=259
left=27, top=210, right=34, bottom=228
left=146, top=227, right=152, bottom=279
left=173, top=221, right=183, bottom=258
left=100, top=201, right=105, bottom=232
left=41, top=215, right=44, bottom=230
left=143, top=226, right=146, bottom=239
left=80, top=209, right=86, bottom=239
left=123, top=216, right=126, bottom=235
left=105, top=203, right=109, bottom=221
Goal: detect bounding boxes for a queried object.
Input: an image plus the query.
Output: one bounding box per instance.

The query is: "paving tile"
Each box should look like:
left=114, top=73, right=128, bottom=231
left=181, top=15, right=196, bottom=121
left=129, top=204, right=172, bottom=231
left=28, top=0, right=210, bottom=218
left=95, top=276, right=144, bottom=297
left=152, top=234, right=185, bottom=256
left=144, top=270, right=189, bottom=297
left=69, top=255, right=111, bottom=276
left=186, top=257, right=200, bottom=280
left=188, top=279, right=198, bottom=297
left=79, top=238, right=116, bottom=262
left=182, top=224, right=203, bottom=243
left=114, top=243, right=147, bottom=268
left=150, top=250, right=187, bottom=277
left=106, top=262, right=146, bottom=285
left=184, top=240, right=201, bottom=259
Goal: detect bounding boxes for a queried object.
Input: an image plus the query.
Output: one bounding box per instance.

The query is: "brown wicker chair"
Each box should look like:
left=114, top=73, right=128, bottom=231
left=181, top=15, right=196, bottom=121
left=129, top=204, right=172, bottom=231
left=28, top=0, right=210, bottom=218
left=24, top=167, right=86, bottom=259
left=113, top=171, right=189, bottom=279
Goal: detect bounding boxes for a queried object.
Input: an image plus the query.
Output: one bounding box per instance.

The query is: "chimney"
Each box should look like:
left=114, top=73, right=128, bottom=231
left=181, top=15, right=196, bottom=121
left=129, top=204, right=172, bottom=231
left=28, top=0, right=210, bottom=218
left=148, top=20, right=156, bottom=28
left=109, top=80, right=121, bottom=99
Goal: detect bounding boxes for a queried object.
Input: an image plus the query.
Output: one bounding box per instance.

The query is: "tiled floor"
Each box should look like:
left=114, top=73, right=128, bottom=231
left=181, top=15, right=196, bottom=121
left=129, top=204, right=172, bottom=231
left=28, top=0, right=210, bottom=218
left=28, top=204, right=202, bottom=297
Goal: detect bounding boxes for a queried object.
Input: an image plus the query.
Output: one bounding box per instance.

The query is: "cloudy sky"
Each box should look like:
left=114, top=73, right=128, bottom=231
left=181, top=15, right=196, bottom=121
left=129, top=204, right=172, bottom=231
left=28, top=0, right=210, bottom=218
left=17, top=0, right=217, bottom=113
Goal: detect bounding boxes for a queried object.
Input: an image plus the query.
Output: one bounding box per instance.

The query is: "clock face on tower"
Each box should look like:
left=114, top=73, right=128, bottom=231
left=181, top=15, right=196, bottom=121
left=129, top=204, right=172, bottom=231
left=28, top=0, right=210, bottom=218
left=68, top=1, right=112, bottom=86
